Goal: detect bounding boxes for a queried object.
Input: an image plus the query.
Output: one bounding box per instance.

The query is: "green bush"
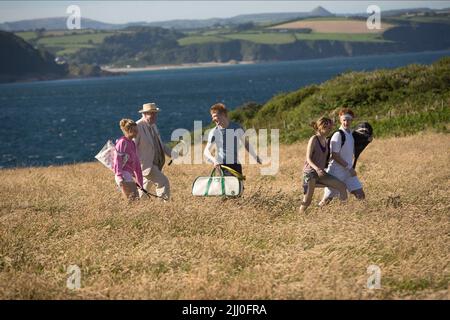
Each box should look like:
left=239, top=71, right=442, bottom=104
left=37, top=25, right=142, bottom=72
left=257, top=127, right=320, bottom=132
left=230, top=57, right=450, bottom=143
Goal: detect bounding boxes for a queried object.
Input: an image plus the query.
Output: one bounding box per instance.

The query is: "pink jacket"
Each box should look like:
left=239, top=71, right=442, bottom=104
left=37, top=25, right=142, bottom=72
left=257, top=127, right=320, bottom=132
left=113, top=136, right=144, bottom=188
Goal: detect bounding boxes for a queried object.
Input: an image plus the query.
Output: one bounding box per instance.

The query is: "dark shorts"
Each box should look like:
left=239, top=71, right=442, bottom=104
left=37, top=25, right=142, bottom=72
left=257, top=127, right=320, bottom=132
left=222, top=163, right=243, bottom=176
left=302, top=170, right=337, bottom=195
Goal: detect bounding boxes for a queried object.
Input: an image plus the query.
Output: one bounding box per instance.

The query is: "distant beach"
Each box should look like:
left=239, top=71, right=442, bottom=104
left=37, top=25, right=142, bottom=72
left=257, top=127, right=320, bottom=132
left=102, top=61, right=256, bottom=73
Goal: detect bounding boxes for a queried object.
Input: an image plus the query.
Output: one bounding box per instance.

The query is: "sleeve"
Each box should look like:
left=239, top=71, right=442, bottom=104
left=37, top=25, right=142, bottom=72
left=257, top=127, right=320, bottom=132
left=113, top=139, right=125, bottom=181
left=330, top=131, right=342, bottom=154
left=203, top=128, right=217, bottom=164
left=133, top=146, right=144, bottom=188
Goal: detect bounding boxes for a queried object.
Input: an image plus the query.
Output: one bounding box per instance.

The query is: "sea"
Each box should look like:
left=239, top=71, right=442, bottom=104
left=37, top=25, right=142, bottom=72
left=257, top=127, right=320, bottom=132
left=1, top=49, right=449, bottom=168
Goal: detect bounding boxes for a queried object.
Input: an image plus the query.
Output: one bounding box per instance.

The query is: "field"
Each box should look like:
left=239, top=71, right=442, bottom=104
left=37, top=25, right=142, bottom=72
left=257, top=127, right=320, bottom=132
left=177, top=35, right=230, bottom=46
left=14, top=30, right=121, bottom=56
left=178, top=31, right=389, bottom=46
left=15, top=17, right=399, bottom=55
left=391, top=14, right=450, bottom=25
left=0, top=133, right=449, bottom=299
left=14, top=31, right=38, bottom=41
left=177, top=17, right=399, bottom=46
left=222, top=32, right=296, bottom=44
left=293, top=32, right=389, bottom=42
left=37, top=32, right=118, bottom=56
left=270, top=19, right=395, bottom=33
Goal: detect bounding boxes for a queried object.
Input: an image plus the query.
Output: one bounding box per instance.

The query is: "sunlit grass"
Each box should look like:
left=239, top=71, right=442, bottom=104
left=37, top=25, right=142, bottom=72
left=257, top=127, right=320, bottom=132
left=0, top=133, right=448, bottom=299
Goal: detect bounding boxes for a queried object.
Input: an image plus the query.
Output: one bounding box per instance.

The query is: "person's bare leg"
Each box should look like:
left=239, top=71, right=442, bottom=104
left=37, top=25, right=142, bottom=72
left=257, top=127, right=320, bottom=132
left=121, top=181, right=139, bottom=201
left=300, top=179, right=316, bottom=213
left=318, top=177, right=347, bottom=207
left=351, top=188, right=365, bottom=200
left=319, top=175, right=348, bottom=202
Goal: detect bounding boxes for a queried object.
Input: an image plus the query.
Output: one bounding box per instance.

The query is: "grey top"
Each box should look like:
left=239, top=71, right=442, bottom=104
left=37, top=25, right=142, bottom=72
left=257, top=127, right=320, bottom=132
left=205, top=121, right=244, bottom=164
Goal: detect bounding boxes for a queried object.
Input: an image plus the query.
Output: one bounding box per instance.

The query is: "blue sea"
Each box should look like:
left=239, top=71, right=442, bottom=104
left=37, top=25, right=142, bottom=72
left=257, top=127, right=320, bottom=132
left=1, top=50, right=449, bottom=168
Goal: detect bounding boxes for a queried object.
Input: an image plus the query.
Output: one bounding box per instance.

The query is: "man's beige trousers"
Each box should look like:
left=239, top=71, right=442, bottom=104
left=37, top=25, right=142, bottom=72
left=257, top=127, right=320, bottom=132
left=141, top=164, right=170, bottom=200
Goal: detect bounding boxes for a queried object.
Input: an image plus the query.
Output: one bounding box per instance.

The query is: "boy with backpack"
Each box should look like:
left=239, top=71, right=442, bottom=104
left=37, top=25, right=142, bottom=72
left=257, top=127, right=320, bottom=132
left=319, top=108, right=369, bottom=206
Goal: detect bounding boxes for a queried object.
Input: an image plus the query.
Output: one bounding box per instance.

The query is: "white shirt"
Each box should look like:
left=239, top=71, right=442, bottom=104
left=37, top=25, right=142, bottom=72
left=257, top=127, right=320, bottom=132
left=329, top=126, right=354, bottom=169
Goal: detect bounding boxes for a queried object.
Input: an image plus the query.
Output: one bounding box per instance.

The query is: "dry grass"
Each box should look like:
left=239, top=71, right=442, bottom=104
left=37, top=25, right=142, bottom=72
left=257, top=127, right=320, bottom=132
left=270, top=20, right=395, bottom=33
left=0, top=133, right=449, bottom=299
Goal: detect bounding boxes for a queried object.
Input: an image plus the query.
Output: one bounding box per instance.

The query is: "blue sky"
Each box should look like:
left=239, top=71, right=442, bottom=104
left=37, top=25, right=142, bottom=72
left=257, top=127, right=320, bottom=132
left=1, top=1, right=449, bottom=23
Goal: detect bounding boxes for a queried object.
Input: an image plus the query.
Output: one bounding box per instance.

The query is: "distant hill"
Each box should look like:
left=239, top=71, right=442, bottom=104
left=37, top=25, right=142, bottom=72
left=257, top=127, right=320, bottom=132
left=0, top=13, right=317, bottom=31
left=0, top=30, right=66, bottom=82
left=0, top=6, right=335, bottom=31
left=0, top=17, right=120, bottom=32
left=225, top=6, right=333, bottom=25
left=309, top=6, right=334, bottom=17
left=2, top=7, right=447, bottom=32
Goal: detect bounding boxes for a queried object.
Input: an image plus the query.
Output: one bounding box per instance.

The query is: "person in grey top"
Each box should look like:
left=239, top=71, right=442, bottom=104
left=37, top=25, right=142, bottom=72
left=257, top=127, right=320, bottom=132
left=204, top=103, right=262, bottom=177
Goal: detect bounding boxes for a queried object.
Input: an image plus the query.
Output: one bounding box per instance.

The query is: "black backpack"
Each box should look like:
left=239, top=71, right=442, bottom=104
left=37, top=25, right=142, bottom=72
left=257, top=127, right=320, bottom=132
left=326, top=122, right=373, bottom=169
left=352, top=122, right=373, bottom=168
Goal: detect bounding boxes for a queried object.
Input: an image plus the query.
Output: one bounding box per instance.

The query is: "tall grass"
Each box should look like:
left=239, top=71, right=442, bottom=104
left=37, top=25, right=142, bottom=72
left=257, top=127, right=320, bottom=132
left=0, top=134, right=448, bottom=299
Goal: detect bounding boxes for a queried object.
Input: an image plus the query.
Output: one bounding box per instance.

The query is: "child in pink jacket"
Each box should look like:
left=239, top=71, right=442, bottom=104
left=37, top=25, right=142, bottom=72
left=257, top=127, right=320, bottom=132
left=113, top=119, right=143, bottom=200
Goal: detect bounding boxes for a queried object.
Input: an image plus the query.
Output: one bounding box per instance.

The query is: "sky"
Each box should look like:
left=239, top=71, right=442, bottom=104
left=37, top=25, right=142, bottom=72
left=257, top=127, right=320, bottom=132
left=0, top=1, right=449, bottom=24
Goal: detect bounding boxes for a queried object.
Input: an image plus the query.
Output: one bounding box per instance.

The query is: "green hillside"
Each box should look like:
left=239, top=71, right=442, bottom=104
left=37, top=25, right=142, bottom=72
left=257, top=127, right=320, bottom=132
left=229, top=57, right=450, bottom=143
left=0, top=30, right=67, bottom=82
left=12, top=14, right=450, bottom=67
left=14, top=30, right=123, bottom=56
left=0, top=30, right=120, bottom=83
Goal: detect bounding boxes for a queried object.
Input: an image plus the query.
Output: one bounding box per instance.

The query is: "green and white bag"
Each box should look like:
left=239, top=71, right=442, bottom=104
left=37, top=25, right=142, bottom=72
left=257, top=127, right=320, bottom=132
left=192, top=168, right=243, bottom=197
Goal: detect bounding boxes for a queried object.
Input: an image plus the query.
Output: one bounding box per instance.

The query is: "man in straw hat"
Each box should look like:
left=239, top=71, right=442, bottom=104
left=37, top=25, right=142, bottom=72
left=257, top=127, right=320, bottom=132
left=134, top=102, right=174, bottom=200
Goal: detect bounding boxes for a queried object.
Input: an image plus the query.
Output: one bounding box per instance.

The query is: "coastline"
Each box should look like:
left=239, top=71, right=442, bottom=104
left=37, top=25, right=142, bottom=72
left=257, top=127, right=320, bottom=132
left=101, top=61, right=256, bottom=73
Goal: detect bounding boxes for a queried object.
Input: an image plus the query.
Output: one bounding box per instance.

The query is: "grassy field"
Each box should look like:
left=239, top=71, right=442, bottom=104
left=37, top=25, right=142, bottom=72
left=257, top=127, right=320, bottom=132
left=15, top=30, right=111, bottom=41
left=270, top=19, right=395, bottom=33
left=178, top=31, right=389, bottom=46
left=14, top=31, right=38, bottom=41
left=391, top=15, right=450, bottom=25
left=0, top=133, right=448, bottom=299
left=36, top=32, right=117, bottom=56
left=14, top=30, right=120, bottom=56
left=293, top=32, right=389, bottom=42
left=222, top=32, right=296, bottom=44
left=178, top=33, right=298, bottom=46
left=20, top=17, right=397, bottom=52
left=178, top=35, right=230, bottom=46
left=37, top=33, right=115, bottom=45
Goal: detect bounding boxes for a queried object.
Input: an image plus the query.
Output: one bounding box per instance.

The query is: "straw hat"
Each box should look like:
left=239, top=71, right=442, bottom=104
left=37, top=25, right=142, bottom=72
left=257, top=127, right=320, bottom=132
left=139, top=102, right=160, bottom=113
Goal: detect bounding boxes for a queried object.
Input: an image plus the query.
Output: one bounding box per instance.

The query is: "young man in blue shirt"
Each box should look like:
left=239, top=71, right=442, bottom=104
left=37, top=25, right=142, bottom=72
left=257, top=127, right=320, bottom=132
left=204, top=103, right=262, bottom=177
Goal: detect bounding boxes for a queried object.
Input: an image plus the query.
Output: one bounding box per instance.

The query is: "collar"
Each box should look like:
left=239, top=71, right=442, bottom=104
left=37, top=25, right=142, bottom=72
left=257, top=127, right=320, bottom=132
left=340, top=125, right=352, bottom=133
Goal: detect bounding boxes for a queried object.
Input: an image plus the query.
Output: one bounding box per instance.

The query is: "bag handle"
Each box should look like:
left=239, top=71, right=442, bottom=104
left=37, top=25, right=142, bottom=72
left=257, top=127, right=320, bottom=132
left=209, top=167, right=224, bottom=177
left=220, top=165, right=245, bottom=180
left=204, top=167, right=225, bottom=196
